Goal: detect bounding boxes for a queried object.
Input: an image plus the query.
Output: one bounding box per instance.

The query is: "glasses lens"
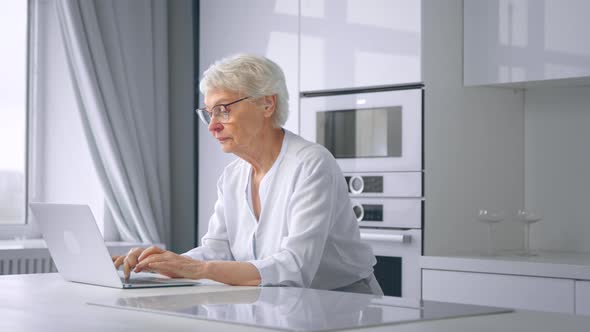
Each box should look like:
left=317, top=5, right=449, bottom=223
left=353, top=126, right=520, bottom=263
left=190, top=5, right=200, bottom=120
left=196, top=109, right=211, bottom=125
left=215, top=105, right=229, bottom=122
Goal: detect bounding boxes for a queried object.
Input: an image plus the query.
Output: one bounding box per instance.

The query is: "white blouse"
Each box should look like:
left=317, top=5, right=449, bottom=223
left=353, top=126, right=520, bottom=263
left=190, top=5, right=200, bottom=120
left=183, top=130, right=376, bottom=290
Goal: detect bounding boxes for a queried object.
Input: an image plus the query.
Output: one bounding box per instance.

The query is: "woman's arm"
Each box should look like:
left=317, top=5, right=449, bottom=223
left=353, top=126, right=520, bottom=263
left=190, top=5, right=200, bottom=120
left=134, top=249, right=260, bottom=286
left=117, top=173, right=237, bottom=280
left=204, top=261, right=261, bottom=286
left=182, top=174, right=234, bottom=261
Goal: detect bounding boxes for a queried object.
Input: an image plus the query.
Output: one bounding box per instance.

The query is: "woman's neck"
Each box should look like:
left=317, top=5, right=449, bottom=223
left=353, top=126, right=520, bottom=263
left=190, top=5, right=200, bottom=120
left=237, top=127, right=285, bottom=177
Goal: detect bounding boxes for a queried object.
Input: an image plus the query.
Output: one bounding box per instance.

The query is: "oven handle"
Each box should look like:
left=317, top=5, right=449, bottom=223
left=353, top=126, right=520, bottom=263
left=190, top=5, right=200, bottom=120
left=360, top=233, right=411, bottom=244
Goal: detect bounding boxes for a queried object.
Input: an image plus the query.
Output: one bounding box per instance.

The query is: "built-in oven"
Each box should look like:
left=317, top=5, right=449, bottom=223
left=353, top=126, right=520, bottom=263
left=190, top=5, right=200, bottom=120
left=300, top=84, right=424, bottom=301
left=351, top=181, right=423, bottom=300
left=360, top=228, right=421, bottom=301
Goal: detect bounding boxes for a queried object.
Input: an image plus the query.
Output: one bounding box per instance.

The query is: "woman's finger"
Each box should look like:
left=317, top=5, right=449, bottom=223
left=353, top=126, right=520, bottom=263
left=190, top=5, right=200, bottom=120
left=137, top=246, right=165, bottom=262
left=134, top=253, right=164, bottom=272
left=113, top=256, right=125, bottom=269
left=123, top=254, right=141, bottom=279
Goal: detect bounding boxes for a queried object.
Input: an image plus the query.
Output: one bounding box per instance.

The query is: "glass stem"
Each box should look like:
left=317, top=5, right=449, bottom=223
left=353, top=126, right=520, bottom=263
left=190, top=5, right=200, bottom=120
left=524, top=223, right=530, bottom=255
left=487, top=223, right=494, bottom=256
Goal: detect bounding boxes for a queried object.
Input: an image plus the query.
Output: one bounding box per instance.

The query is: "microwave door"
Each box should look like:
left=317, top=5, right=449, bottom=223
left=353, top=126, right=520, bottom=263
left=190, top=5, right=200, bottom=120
left=300, top=88, right=422, bottom=172
left=316, top=107, right=402, bottom=159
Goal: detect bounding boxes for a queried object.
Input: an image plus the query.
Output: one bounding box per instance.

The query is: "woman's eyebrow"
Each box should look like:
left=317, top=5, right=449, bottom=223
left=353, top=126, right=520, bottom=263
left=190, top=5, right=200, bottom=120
left=204, top=98, right=231, bottom=109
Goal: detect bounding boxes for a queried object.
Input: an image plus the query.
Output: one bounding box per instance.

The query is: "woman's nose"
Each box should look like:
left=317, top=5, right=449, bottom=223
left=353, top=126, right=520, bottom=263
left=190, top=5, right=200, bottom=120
left=208, top=119, right=223, bottom=133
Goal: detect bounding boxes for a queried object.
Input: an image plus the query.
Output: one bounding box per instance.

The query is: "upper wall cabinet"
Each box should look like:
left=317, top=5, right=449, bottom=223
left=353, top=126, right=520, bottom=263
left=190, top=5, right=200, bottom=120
left=200, top=0, right=300, bottom=133
left=300, top=0, right=421, bottom=91
left=464, top=0, right=590, bottom=86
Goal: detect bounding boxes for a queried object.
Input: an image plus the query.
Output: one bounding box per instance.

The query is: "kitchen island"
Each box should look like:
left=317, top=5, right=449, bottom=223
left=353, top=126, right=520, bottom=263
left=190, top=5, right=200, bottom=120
left=1, top=273, right=589, bottom=331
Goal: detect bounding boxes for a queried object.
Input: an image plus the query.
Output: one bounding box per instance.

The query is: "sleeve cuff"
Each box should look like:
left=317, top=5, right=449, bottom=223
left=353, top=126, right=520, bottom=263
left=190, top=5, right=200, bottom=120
left=248, top=257, right=277, bottom=287
left=181, top=247, right=205, bottom=260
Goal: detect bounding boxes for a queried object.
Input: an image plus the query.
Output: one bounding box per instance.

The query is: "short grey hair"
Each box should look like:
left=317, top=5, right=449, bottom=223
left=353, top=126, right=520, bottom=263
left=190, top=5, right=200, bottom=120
left=199, top=54, right=289, bottom=127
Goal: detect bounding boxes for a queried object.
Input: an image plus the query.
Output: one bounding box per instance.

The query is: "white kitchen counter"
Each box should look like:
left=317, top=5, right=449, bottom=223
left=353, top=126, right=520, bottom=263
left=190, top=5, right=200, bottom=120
left=2, top=273, right=590, bottom=331
left=421, top=250, right=590, bottom=280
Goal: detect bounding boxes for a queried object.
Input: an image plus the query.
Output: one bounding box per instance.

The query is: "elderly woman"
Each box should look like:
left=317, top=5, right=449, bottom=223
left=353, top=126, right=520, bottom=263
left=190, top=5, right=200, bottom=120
left=114, top=54, right=382, bottom=295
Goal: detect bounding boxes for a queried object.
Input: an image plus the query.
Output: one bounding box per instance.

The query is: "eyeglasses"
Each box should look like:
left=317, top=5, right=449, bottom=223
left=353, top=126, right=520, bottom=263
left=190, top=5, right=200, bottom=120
left=195, top=96, right=249, bottom=125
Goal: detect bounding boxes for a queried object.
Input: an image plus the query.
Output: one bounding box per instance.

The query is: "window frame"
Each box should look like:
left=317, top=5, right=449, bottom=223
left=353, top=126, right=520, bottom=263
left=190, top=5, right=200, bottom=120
left=0, top=0, right=41, bottom=240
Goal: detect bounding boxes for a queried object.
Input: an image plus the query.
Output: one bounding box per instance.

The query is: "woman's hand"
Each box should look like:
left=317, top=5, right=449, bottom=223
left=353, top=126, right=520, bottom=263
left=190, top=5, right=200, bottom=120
left=112, top=246, right=150, bottom=280
left=113, top=246, right=261, bottom=285
left=112, top=246, right=206, bottom=280
left=133, top=246, right=208, bottom=280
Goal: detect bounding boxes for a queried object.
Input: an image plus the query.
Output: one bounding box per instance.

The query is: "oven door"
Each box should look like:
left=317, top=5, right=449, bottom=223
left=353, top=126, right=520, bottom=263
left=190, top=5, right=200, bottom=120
left=300, top=88, right=422, bottom=172
left=360, top=228, right=421, bottom=301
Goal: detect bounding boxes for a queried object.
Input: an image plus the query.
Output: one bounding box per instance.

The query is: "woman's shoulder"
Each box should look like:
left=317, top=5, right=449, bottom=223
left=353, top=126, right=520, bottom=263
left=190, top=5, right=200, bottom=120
left=284, top=130, right=338, bottom=170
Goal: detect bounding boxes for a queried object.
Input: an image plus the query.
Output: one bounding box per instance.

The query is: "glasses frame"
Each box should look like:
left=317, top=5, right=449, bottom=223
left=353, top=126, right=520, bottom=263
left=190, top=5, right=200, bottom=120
left=195, top=96, right=249, bottom=125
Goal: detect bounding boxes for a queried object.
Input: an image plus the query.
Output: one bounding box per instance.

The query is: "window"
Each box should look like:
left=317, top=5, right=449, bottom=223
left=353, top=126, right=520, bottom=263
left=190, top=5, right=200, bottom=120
left=0, top=2, right=28, bottom=225
left=1, top=0, right=114, bottom=240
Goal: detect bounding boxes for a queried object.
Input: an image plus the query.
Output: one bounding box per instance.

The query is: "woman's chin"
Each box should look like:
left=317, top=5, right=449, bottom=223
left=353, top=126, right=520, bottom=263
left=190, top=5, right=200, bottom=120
left=219, top=142, right=234, bottom=153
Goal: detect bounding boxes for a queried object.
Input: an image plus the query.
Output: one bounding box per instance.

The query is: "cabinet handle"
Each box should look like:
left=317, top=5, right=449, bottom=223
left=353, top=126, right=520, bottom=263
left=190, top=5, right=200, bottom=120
left=360, top=233, right=411, bottom=243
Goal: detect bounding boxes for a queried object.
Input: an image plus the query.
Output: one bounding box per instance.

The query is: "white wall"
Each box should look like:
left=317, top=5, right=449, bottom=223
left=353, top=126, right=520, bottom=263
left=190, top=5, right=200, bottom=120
left=423, top=0, right=525, bottom=255
left=525, top=86, right=590, bottom=252
left=168, top=0, right=196, bottom=253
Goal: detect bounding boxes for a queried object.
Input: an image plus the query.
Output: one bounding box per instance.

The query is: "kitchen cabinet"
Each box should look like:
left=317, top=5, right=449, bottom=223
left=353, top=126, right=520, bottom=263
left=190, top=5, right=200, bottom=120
left=576, top=280, right=590, bottom=316
left=422, top=269, right=575, bottom=314
left=300, top=0, right=421, bottom=91
left=464, top=0, right=590, bottom=86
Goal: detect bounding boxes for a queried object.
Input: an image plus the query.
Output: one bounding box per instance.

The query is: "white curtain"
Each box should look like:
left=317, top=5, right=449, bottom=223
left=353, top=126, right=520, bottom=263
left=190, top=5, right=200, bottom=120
left=55, top=0, right=170, bottom=244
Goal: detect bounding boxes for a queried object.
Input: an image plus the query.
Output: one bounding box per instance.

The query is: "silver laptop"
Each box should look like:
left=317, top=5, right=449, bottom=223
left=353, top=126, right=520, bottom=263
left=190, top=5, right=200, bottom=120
left=30, top=203, right=198, bottom=289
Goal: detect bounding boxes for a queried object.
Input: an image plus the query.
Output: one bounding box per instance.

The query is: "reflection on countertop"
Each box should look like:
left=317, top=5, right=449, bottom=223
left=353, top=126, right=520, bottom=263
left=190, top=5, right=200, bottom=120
left=90, top=287, right=511, bottom=332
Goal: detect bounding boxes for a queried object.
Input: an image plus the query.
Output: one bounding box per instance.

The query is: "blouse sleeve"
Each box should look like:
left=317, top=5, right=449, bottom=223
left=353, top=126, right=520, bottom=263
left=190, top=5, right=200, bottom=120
left=182, top=173, right=234, bottom=261
left=248, top=149, right=337, bottom=287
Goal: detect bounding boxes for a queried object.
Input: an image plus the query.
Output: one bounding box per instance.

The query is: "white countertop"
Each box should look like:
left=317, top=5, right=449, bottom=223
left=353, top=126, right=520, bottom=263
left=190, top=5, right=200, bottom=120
left=421, top=250, right=590, bottom=280
left=2, top=273, right=590, bottom=331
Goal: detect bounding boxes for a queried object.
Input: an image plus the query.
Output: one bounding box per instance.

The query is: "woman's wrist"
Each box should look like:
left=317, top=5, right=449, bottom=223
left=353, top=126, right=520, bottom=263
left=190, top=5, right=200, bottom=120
left=200, top=260, right=214, bottom=280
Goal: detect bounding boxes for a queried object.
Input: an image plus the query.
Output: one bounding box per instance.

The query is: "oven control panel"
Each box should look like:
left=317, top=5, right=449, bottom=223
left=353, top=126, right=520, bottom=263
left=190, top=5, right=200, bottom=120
left=345, top=176, right=383, bottom=194
left=350, top=198, right=422, bottom=229
left=345, top=172, right=423, bottom=229
left=343, top=172, right=422, bottom=197
left=352, top=203, right=383, bottom=221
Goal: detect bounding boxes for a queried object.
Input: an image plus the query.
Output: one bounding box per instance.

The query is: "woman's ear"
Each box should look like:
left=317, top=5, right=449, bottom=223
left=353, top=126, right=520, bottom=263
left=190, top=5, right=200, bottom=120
left=262, top=95, right=277, bottom=118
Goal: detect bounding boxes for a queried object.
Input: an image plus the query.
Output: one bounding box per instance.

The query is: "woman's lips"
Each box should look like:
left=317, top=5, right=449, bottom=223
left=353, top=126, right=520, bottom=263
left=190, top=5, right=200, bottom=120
left=217, top=137, right=230, bottom=143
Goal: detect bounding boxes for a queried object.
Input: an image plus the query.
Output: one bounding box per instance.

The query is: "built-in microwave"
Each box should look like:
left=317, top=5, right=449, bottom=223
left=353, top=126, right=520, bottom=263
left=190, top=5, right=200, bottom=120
left=300, top=85, right=423, bottom=173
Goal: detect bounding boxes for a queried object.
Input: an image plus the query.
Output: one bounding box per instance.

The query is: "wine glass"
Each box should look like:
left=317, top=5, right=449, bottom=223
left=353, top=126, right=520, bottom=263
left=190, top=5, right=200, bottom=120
left=477, top=209, right=505, bottom=256
left=516, top=209, right=543, bottom=256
